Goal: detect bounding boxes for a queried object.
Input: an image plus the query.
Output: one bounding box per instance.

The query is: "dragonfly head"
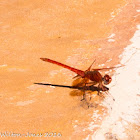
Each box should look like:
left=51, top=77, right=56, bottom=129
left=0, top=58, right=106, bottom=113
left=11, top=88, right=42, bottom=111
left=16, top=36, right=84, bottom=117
left=103, top=74, right=112, bottom=85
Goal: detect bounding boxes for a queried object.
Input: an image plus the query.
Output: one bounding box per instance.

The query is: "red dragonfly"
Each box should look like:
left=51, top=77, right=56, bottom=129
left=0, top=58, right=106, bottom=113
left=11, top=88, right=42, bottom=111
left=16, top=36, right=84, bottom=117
left=40, top=58, right=122, bottom=90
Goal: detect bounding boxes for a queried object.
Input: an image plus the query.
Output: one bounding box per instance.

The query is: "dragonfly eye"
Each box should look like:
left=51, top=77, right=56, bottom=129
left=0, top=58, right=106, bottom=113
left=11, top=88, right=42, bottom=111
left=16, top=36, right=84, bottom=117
left=103, top=75, right=112, bottom=85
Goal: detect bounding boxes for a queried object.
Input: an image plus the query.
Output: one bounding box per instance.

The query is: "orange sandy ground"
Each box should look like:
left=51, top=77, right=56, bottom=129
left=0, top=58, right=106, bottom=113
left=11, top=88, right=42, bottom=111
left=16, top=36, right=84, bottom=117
left=0, top=0, right=139, bottom=139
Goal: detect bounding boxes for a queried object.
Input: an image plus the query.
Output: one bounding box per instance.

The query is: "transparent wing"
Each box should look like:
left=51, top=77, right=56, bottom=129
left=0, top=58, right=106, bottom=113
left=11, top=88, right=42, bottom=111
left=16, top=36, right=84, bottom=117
left=92, top=65, right=124, bottom=71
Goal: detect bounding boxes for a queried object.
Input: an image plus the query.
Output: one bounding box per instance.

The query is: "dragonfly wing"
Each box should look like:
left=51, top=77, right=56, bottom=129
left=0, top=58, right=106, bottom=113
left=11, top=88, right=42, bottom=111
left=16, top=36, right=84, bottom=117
left=72, top=74, right=81, bottom=79
left=86, top=59, right=96, bottom=71
left=92, top=65, right=125, bottom=71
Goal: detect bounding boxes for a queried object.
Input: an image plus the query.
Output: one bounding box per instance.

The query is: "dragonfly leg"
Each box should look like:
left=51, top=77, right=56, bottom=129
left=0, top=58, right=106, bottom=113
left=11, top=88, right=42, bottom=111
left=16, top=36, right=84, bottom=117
left=97, top=83, right=104, bottom=96
left=97, top=87, right=100, bottom=96
left=97, top=87, right=104, bottom=98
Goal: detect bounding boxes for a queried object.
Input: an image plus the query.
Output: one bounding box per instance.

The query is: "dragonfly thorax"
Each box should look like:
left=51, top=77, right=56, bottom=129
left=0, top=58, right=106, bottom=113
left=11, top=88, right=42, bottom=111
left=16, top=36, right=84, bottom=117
left=84, top=70, right=102, bottom=82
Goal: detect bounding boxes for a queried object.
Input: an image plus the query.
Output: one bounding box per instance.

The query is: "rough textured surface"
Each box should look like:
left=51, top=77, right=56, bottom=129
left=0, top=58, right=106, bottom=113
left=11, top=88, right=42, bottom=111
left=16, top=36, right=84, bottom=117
left=0, top=0, right=140, bottom=139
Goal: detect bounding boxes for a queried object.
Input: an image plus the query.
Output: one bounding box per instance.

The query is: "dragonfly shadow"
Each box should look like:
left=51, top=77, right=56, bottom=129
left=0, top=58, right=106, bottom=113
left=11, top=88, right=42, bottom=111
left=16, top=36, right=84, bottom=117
left=69, top=77, right=90, bottom=97
left=69, top=90, right=84, bottom=96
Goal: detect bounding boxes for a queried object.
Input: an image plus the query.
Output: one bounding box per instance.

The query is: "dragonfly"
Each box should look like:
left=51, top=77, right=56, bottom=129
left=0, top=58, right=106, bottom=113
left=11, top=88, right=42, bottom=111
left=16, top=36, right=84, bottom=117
left=40, top=58, right=122, bottom=91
